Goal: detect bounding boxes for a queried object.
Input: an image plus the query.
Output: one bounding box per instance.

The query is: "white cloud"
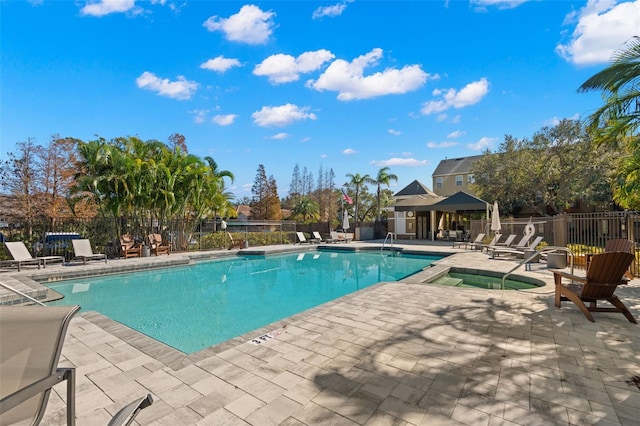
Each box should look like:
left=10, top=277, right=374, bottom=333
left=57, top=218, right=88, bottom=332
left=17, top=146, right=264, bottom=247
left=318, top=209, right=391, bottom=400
left=254, top=50, right=334, bottom=84
left=467, top=137, right=496, bottom=151
left=388, top=129, right=402, bottom=136
left=426, top=141, right=458, bottom=148
left=312, top=1, right=352, bottom=19
left=136, top=71, right=198, bottom=100
left=447, top=130, right=465, bottom=139
left=421, top=78, right=489, bottom=115
left=556, top=0, right=640, bottom=65
left=203, top=5, right=275, bottom=45
left=190, top=109, right=209, bottom=124
left=307, top=48, right=433, bottom=100
left=200, top=56, right=242, bottom=73
left=212, top=114, right=237, bottom=126
left=80, top=0, right=137, bottom=16
left=268, top=132, right=289, bottom=140
left=470, top=0, right=529, bottom=10
left=342, top=148, right=358, bottom=154
left=370, top=158, right=429, bottom=167
left=252, top=103, right=317, bottom=127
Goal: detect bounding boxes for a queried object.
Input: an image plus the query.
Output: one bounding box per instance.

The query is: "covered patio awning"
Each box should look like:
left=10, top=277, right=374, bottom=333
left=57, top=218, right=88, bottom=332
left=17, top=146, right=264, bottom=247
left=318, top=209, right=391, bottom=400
left=430, top=191, right=489, bottom=212
left=394, top=194, right=444, bottom=212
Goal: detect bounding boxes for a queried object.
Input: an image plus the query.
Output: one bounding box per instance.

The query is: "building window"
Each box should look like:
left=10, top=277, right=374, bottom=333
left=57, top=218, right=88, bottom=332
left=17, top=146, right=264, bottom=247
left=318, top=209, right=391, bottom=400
left=455, top=175, right=463, bottom=186
left=467, top=174, right=475, bottom=184
left=436, top=177, right=443, bottom=188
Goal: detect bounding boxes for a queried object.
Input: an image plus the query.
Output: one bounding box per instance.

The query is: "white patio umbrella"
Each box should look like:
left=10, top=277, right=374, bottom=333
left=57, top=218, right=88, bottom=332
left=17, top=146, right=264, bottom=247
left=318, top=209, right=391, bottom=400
left=491, top=201, right=501, bottom=234
left=438, top=214, right=444, bottom=231
left=342, top=210, right=350, bottom=231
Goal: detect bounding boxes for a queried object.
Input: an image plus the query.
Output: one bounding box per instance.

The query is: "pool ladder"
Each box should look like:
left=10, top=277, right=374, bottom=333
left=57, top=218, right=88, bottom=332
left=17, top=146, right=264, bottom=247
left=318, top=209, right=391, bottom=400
left=501, top=246, right=574, bottom=288
left=381, top=232, right=395, bottom=252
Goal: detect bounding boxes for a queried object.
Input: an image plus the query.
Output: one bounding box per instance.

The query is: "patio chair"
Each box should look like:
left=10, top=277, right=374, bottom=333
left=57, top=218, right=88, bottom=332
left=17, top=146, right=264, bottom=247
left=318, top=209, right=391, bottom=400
left=313, top=231, right=337, bottom=243
left=226, top=232, right=244, bottom=250
left=119, top=234, right=142, bottom=258
left=552, top=251, right=636, bottom=323
left=2, top=241, right=65, bottom=272
left=489, top=235, right=544, bottom=259
left=477, top=233, right=502, bottom=252
left=71, top=239, right=107, bottom=264
left=148, top=233, right=170, bottom=256
left=453, top=233, right=485, bottom=249
left=296, top=232, right=316, bottom=244
left=0, top=305, right=153, bottom=426
left=586, top=239, right=635, bottom=279
left=494, top=234, right=517, bottom=247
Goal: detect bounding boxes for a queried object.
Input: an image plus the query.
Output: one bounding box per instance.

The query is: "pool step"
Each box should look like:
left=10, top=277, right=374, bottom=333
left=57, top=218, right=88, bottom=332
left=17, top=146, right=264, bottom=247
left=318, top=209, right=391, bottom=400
left=431, top=276, right=464, bottom=287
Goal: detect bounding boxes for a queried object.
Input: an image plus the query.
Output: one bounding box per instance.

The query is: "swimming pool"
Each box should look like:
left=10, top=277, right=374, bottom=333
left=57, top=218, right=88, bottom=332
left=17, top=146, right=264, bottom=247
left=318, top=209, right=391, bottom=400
left=48, top=250, right=442, bottom=354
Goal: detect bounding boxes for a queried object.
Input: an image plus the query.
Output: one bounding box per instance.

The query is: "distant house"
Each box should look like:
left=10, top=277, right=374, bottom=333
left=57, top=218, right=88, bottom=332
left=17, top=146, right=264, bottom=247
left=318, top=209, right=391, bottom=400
left=432, top=155, right=483, bottom=197
left=235, top=205, right=252, bottom=221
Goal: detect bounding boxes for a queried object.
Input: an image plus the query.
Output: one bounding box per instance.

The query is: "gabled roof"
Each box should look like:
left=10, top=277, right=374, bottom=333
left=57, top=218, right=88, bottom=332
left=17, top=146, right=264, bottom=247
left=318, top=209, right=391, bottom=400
left=432, top=155, right=484, bottom=177
left=431, top=191, right=488, bottom=212
left=394, top=180, right=437, bottom=197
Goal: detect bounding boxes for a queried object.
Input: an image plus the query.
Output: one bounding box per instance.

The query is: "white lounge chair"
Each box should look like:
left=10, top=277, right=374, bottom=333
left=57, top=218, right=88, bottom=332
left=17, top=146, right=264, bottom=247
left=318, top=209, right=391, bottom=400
left=2, top=241, right=65, bottom=271
left=0, top=305, right=153, bottom=425
left=313, top=231, right=337, bottom=243
left=454, top=233, right=485, bottom=249
left=489, top=236, right=545, bottom=259
left=71, top=239, right=107, bottom=264
left=296, top=232, right=318, bottom=244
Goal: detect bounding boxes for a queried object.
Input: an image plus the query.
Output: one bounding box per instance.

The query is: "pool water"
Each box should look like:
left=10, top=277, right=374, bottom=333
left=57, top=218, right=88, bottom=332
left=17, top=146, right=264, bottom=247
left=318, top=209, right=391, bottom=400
left=48, top=251, right=441, bottom=354
left=431, top=272, right=539, bottom=290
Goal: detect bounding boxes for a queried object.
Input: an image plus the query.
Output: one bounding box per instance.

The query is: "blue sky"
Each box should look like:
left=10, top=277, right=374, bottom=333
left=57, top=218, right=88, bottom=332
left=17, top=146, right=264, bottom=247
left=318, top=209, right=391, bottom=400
left=2, top=0, right=639, bottom=200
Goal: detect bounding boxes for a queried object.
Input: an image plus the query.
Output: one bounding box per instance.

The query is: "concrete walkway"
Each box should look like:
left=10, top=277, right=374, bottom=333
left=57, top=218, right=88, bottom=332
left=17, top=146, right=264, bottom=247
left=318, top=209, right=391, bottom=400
left=2, top=241, right=639, bottom=425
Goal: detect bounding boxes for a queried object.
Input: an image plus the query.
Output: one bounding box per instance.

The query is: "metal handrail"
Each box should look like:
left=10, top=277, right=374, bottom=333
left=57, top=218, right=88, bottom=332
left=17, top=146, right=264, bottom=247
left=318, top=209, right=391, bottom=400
left=0, top=281, right=46, bottom=306
left=381, top=232, right=395, bottom=251
left=501, top=246, right=574, bottom=289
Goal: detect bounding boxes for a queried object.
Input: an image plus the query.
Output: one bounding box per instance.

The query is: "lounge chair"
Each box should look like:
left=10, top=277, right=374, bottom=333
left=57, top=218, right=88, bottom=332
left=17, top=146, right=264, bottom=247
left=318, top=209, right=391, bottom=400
left=494, top=234, right=517, bottom=247
left=2, top=241, right=65, bottom=271
left=71, top=239, right=107, bottom=264
left=119, top=234, right=142, bottom=258
left=227, top=232, right=244, bottom=250
left=0, top=305, right=153, bottom=425
left=477, top=233, right=502, bottom=253
left=296, top=232, right=317, bottom=244
left=552, top=251, right=636, bottom=323
left=148, top=233, right=170, bottom=256
left=313, top=231, right=337, bottom=243
left=489, top=235, right=544, bottom=259
left=453, top=233, right=485, bottom=249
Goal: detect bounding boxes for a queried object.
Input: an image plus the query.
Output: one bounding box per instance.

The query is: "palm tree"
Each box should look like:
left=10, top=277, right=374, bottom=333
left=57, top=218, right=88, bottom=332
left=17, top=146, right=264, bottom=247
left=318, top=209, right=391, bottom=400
left=579, top=36, right=640, bottom=145
left=345, top=173, right=375, bottom=226
left=374, top=167, right=398, bottom=222
left=579, top=36, right=640, bottom=208
left=291, top=196, right=320, bottom=222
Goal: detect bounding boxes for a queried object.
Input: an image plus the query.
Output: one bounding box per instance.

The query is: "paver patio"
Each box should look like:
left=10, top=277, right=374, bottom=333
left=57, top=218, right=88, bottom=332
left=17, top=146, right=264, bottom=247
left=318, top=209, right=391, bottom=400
left=1, top=241, right=639, bottom=425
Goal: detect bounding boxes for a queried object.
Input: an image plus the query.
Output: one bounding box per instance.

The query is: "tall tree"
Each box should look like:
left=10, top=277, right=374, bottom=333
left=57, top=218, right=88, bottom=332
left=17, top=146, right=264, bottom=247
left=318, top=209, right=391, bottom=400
left=267, top=175, right=282, bottom=220
left=579, top=36, right=640, bottom=209
left=40, top=135, right=81, bottom=221
left=374, top=167, right=398, bottom=221
left=251, top=164, right=269, bottom=220
left=345, top=173, right=375, bottom=227
left=0, top=138, right=43, bottom=236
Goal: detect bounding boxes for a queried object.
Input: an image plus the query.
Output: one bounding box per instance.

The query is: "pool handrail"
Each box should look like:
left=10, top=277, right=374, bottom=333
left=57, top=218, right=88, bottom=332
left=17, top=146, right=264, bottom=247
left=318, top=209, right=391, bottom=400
left=501, top=246, right=574, bottom=289
left=0, top=281, right=46, bottom=306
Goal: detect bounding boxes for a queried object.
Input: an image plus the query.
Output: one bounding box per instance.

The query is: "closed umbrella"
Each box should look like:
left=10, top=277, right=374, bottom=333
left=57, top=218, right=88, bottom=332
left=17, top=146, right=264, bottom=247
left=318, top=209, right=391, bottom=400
left=342, top=210, right=350, bottom=231
left=491, top=201, right=501, bottom=234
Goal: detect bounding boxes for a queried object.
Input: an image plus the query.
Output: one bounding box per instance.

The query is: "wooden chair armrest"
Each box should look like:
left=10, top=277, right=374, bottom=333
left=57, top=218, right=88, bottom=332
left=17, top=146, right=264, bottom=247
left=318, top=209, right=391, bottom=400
left=552, top=270, right=587, bottom=284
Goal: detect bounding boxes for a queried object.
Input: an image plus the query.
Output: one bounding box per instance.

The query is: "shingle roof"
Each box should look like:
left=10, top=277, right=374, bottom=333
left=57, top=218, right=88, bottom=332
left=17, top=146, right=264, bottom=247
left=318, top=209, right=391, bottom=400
left=432, top=155, right=484, bottom=177
left=394, top=180, right=437, bottom=197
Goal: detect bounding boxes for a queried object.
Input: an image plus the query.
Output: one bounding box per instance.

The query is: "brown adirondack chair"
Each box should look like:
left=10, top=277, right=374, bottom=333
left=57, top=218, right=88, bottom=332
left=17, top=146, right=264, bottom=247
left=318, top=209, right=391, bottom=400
left=586, top=239, right=635, bottom=279
left=553, top=251, right=636, bottom=323
left=148, top=233, right=170, bottom=256
left=119, top=234, right=142, bottom=258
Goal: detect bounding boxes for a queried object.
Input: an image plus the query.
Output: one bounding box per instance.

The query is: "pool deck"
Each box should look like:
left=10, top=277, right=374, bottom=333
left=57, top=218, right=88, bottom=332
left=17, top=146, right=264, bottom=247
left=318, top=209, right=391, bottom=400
left=2, top=240, right=640, bottom=425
